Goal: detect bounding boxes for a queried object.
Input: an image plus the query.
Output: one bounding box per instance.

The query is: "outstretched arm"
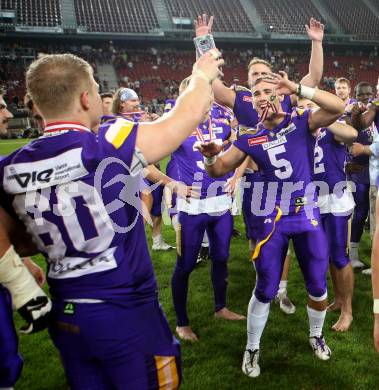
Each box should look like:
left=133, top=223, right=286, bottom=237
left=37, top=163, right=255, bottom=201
left=136, top=51, right=224, bottom=163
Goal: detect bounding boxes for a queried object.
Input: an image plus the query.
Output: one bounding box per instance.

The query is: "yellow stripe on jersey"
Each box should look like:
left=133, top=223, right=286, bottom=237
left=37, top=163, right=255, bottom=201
left=251, top=207, right=283, bottom=261
left=154, top=356, right=180, bottom=390
left=105, top=118, right=134, bottom=149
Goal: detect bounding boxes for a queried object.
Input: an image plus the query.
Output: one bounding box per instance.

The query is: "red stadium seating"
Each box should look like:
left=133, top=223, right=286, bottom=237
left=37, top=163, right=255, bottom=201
left=164, top=0, right=255, bottom=33
left=74, top=0, right=160, bottom=33
left=254, top=0, right=323, bottom=35
left=1, top=0, right=61, bottom=27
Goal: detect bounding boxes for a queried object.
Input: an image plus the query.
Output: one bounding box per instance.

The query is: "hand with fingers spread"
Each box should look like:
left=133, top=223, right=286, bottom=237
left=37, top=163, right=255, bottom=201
left=305, top=17, right=325, bottom=42
left=224, top=175, right=240, bottom=197
left=193, top=50, right=224, bottom=83
left=264, top=71, right=297, bottom=96
left=194, top=13, right=214, bottom=37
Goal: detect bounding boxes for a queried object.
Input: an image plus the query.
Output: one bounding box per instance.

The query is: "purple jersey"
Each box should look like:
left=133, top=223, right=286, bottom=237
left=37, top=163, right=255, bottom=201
left=173, top=106, right=231, bottom=198
left=233, top=109, right=316, bottom=213
left=233, top=86, right=292, bottom=127
left=117, top=112, right=143, bottom=122
left=164, top=99, right=176, bottom=114
left=0, top=121, right=157, bottom=303
left=100, top=114, right=115, bottom=124
left=313, top=128, right=347, bottom=190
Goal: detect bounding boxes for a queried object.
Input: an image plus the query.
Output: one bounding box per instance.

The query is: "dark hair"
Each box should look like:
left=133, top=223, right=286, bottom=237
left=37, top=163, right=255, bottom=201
left=355, top=81, right=372, bottom=93
left=100, top=93, right=113, bottom=100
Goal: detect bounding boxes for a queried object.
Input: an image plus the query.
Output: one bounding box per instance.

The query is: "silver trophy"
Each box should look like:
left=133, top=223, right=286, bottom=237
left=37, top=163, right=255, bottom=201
left=194, top=34, right=216, bottom=56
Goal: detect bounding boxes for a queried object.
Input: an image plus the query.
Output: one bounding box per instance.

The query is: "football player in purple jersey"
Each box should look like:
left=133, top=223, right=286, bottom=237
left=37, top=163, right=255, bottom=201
left=346, top=82, right=374, bottom=271
left=170, top=77, right=245, bottom=342
left=198, top=73, right=344, bottom=377
left=298, top=97, right=358, bottom=332
left=0, top=52, right=223, bottom=389
left=194, top=14, right=324, bottom=314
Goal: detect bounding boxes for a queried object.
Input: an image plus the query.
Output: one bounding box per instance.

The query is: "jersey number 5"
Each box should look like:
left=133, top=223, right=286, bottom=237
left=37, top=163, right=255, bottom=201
left=267, top=145, right=293, bottom=179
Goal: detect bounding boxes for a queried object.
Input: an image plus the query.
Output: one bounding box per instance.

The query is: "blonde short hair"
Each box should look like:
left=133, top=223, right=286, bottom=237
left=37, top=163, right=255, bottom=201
left=26, top=53, right=93, bottom=117
left=248, top=57, right=272, bottom=72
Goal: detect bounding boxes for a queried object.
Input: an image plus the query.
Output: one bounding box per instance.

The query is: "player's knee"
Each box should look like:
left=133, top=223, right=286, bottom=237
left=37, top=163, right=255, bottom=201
left=174, top=261, right=195, bottom=275
left=0, top=355, right=23, bottom=387
left=330, top=247, right=350, bottom=270
left=254, top=283, right=277, bottom=303
left=209, top=249, right=229, bottom=264
left=306, top=282, right=327, bottom=301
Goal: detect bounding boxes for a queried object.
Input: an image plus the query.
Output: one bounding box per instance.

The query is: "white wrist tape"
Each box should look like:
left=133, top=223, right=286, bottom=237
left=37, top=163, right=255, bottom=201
left=296, top=84, right=316, bottom=100
left=374, top=299, right=379, bottom=314
left=204, top=155, right=218, bottom=166
left=0, top=246, right=45, bottom=310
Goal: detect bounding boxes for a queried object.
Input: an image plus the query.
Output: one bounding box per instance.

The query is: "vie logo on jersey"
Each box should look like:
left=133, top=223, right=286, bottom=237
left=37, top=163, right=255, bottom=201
left=9, top=168, right=54, bottom=189
left=3, top=148, right=88, bottom=194
left=248, top=136, right=268, bottom=146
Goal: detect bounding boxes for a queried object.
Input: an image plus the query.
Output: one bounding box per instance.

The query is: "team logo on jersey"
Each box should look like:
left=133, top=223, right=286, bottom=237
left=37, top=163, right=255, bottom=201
left=262, top=136, right=287, bottom=150
left=248, top=136, right=268, bottom=146
left=243, top=96, right=253, bottom=103
left=105, top=118, right=134, bottom=149
left=264, top=218, right=272, bottom=224
left=310, top=219, right=319, bottom=227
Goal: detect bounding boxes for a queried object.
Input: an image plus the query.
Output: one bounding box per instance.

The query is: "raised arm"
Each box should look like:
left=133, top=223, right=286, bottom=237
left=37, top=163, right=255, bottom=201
left=193, top=14, right=236, bottom=109
left=300, top=18, right=324, bottom=87
left=136, top=51, right=224, bottom=163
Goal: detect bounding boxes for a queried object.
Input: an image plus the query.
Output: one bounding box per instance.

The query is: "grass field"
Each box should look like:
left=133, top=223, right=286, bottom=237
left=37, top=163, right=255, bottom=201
left=1, top=139, right=378, bottom=389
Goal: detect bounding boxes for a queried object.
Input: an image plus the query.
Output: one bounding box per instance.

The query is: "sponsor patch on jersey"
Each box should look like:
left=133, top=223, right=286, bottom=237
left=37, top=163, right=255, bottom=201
left=243, top=96, right=253, bottom=103
left=262, top=136, right=287, bottom=150
left=105, top=118, right=134, bottom=149
left=277, top=123, right=296, bottom=137
left=3, top=148, right=89, bottom=194
left=48, top=247, right=117, bottom=279
left=248, top=136, right=268, bottom=146
left=212, top=126, right=224, bottom=134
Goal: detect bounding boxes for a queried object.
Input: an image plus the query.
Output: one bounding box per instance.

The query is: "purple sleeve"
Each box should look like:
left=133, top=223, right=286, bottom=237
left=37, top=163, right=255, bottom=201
left=98, top=119, right=139, bottom=169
